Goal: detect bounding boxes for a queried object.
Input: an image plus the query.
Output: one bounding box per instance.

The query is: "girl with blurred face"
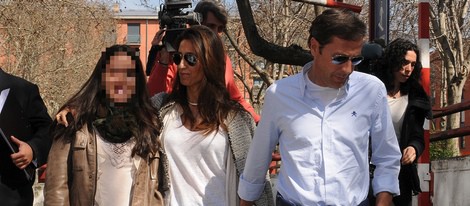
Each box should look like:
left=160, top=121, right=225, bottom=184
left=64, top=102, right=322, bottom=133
left=103, top=52, right=137, bottom=104
left=45, top=45, right=164, bottom=206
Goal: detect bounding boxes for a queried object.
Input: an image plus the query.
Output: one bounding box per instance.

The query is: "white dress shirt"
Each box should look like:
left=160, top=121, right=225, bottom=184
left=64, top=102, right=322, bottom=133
left=238, top=61, right=401, bottom=205
left=0, top=88, right=10, bottom=114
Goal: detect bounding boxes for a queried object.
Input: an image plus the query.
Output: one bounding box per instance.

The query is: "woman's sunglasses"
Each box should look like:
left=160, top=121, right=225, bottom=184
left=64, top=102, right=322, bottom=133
left=331, top=55, right=364, bottom=66
left=173, top=52, right=198, bottom=67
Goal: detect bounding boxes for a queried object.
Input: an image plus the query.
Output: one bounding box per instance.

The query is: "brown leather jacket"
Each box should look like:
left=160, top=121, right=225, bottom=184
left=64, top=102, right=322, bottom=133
left=44, top=124, right=165, bottom=206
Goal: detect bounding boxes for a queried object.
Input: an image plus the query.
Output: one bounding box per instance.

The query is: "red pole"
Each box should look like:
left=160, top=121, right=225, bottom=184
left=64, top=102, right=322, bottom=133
left=326, top=0, right=362, bottom=13
left=417, top=0, right=432, bottom=206
left=295, top=0, right=362, bottom=13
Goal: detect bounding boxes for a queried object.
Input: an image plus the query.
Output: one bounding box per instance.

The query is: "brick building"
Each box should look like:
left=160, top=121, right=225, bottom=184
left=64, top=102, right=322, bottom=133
left=113, top=5, right=159, bottom=72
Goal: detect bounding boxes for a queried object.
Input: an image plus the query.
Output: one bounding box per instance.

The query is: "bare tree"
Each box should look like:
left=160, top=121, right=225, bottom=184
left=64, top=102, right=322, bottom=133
left=223, top=0, right=318, bottom=112
left=0, top=0, right=117, bottom=115
left=430, top=0, right=470, bottom=155
left=389, top=1, right=419, bottom=40
left=234, top=0, right=312, bottom=66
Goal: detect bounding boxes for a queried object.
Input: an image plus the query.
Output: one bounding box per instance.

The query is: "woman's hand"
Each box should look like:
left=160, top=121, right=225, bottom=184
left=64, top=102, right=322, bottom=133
left=55, top=108, right=75, bottom=127
left=401, top=146, right=417, bottom=165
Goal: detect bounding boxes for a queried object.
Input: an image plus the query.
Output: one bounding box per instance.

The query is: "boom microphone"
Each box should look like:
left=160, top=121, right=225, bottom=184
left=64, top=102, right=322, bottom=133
left=356, top=43, right=384, bottom=75
left=361, top=43, right=383, bottom=60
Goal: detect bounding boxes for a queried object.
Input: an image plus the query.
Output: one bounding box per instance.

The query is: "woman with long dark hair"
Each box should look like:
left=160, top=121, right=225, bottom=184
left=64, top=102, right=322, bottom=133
left=152, top=25, right=273, bottom=206
left=44, top=45, right=165, bottom=206
left=376, top=38, right=431, bottom=206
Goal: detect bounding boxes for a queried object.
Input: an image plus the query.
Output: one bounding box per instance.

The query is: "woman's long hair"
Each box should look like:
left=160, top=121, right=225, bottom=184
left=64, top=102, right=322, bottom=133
left=376, top=38, right=422, bottom=96
left=169, top=25, right=242, bottom=134
left=52, top=45, right=160, bottom=157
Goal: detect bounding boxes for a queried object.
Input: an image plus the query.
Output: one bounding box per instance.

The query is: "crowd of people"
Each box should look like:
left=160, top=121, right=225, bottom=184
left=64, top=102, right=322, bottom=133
left=0, top=1, right=431, bottom=205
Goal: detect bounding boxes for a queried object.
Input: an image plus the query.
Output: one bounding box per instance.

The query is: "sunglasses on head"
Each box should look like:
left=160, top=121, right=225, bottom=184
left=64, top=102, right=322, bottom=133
left=331, top=55, right=364, bottom=66
left=172, top=52, right=198, bottom=67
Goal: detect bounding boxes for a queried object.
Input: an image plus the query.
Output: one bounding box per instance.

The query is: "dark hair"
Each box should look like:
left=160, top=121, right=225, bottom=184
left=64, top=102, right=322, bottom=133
left=308, top=8, right=366, bottom=47
left=170, top=25, right=241, bottom=134
left=377, top=38, right=421, bottom=95
left=53, top=45, right=160, bottom=157
left=194, top=0, right=228, bottom=27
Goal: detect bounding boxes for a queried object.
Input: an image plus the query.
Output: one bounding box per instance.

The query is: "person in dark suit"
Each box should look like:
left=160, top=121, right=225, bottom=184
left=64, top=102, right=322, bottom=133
left=0, top=68, right=52, bottom=206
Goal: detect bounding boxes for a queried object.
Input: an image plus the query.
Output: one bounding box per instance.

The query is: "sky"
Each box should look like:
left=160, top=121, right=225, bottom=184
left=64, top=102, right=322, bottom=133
left=119, top=0, right=236, bottom=11
left=119, top=0, right=159, bottom=10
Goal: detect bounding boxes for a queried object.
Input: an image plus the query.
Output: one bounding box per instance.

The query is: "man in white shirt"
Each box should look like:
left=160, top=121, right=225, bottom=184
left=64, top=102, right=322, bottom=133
left=238, top=8, right=401, bottom=206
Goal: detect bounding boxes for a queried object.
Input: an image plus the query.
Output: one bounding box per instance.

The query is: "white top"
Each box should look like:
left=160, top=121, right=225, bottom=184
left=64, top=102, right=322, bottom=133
left=238, top=61, right=402, bottom=205
left=95, top=132, right=138, bottom=206
left=163, top=105, right=229, bottom=206
left=388, top=95, right=408, bottom=142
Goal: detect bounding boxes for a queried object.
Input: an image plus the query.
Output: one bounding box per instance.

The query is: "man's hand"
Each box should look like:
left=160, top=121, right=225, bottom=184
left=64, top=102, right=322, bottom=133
left=10, top=136, right=33, bottom=170
left=375, top=191, right=393, bottom=206
left=151, top=29, right=170, bottom=66
left=240, top=199, right=254, bottom=206
left=401, top=146, right=417, bottom=165
left=151, top=28, right=166, bottom=46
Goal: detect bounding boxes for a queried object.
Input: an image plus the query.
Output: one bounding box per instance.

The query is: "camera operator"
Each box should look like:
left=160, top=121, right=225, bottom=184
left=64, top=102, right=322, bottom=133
left=146, top=0, right=260, bottom=123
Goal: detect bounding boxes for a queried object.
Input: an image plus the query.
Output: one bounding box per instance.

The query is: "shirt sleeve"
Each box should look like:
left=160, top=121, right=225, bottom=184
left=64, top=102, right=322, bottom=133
left=146, top=45, right=161, bottom=76
left=146, top=54, right=177, bottom=96
left=224, top=56, right=260, bottom=123
left=25, top=84, right=52, bottom=166
left=238, top=85, right=279, bottom=201
left=370, top=85, right=402, bottom=196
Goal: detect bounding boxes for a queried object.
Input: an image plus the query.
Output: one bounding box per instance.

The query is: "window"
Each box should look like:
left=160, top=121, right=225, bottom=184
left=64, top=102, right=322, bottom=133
left=127, top=24, right=140, bottom=45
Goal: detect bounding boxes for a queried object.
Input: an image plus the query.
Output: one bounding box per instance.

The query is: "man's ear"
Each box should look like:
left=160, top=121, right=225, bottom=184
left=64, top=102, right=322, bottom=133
left=310, top=37, right=320, bottom=54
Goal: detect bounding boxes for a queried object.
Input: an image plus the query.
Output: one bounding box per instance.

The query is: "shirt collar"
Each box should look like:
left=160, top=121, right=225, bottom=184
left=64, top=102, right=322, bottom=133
left=299, top=61, right=313, bottom=97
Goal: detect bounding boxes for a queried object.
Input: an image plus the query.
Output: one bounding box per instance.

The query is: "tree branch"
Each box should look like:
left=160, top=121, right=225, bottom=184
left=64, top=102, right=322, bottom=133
left=224, top=29, right=274, bottom=85
left=235, top=0, right=312, bottom=66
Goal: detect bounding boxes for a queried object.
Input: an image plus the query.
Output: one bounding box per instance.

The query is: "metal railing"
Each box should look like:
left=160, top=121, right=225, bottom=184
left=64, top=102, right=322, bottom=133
left=430, top=100, right=470, bottom=142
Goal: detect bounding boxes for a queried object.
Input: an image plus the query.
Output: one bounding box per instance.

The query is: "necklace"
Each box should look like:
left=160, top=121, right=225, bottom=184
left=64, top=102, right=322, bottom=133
left=389, top=90, right=400, bottom=99
left=188, top=101, right=198, bottom=106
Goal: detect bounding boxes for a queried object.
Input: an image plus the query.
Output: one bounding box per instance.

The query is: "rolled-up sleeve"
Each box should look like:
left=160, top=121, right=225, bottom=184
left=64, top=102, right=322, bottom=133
left=238, top=86, right=279, bottom=201
left=370, top=86, right=402, bottom=196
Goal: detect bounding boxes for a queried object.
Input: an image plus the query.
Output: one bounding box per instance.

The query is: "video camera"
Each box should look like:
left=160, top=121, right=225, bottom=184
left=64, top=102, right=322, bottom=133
left=158, top=0, right=202, bottom=52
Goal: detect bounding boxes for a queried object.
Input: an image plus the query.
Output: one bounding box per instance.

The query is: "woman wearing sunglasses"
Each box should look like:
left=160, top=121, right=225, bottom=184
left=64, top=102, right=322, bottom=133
left=44, top=45, right=165, bottom=206
left=375, top=38, right=431, bottom=206
left=151, top=25, right=273, bottom=206
left=146, top=0, right=260, bottom=123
